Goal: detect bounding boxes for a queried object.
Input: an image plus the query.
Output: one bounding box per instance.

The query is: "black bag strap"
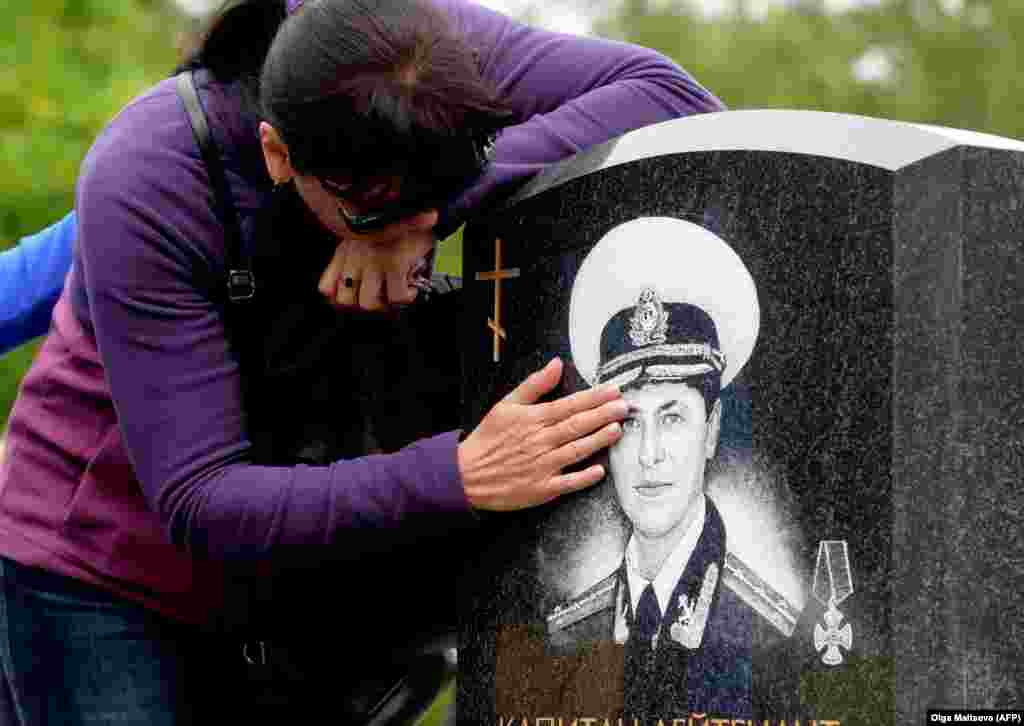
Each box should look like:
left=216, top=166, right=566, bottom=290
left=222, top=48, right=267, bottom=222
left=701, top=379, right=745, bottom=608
left=173, top=70, right=457, bottom=726
left=175, top=70, right=255, bottom=303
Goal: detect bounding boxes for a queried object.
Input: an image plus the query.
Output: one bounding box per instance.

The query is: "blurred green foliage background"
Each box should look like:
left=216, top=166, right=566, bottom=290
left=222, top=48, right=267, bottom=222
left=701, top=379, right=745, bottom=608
left=1, top=0, right=180, bottom=243
left=1, top=0, right=183, bottom=419
left=600, top=0, right=1024, bottom=138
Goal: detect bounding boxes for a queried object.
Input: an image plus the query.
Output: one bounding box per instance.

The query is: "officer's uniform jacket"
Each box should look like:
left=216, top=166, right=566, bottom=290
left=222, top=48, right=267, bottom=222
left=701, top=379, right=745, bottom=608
left=545, top=498, right=754, bottom=721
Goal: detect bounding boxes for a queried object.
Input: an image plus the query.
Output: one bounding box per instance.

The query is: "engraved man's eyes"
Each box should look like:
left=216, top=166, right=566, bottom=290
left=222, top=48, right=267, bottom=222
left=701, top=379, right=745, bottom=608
left=621, top=410, right=684, bottom=434
left=661, top=411, right=683, bottom=427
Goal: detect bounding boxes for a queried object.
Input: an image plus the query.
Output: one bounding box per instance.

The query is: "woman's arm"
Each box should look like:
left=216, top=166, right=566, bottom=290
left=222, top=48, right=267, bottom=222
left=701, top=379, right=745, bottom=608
left=0, top=212, right=75, bottom=354
left=74, top=81, right=619, bottom=563
left=445, top=0, right=725, bottom=215
left=75, top=84, right=472, bottom=562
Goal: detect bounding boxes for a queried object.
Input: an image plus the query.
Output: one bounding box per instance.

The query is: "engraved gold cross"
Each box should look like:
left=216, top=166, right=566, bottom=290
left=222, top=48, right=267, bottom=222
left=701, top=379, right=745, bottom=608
left=475, top=238, right=520, bottom=362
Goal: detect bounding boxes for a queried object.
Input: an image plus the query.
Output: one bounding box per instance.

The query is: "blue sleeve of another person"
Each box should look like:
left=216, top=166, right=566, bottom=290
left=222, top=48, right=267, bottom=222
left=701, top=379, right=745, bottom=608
left=0, top=211, right=75, bottom=354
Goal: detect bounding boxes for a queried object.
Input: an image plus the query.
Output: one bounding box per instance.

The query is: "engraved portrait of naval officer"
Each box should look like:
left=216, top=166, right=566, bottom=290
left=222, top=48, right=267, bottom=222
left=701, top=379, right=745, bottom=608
left=544, top=216, right=799, bottom=721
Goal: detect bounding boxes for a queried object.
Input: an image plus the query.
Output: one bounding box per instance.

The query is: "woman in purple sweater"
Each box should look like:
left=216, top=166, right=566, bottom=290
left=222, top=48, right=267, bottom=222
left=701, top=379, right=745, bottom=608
left=0, top=0, right=722, bottom=721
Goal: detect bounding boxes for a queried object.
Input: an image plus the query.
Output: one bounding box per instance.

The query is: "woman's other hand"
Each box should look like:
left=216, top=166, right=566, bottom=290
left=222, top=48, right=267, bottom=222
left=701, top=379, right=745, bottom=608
left=317, top=209, right=439, bottom=312
left=458, top=357, right=627, bottom=512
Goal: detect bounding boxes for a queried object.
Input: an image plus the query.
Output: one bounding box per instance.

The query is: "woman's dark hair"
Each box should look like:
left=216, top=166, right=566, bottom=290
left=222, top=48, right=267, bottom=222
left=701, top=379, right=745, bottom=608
left=259, top=0, right=513, bottom=203
left=175, top=0, right=287, bottom=85
left=174, top=0, right=511, bottom=206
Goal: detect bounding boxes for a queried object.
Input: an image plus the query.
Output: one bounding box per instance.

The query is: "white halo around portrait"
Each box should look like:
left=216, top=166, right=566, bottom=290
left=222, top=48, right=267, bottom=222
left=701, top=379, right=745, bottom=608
left=568, top=217, right=759, bottom=388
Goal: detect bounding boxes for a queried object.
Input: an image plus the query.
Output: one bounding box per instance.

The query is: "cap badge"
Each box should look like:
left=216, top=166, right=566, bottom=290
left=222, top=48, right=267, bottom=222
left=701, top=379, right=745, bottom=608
left=628, top=288, right=669, bottom=347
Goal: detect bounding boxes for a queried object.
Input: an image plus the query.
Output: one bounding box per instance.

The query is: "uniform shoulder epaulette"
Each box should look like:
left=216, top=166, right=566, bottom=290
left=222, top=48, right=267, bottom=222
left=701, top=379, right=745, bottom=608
left=722, top=550, right=802, bottom=637
left=546, top=571, right=618, bottom=634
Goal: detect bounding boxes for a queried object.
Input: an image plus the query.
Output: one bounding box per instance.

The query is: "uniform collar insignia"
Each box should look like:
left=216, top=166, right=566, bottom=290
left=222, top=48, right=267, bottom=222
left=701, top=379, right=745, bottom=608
left=628, top=288, right=669, bottom=347
left=675, top=593, right=696, bottom=627
left=669, top=562, right=719, bottom=650
left=614, top=576, right=631, bottom=644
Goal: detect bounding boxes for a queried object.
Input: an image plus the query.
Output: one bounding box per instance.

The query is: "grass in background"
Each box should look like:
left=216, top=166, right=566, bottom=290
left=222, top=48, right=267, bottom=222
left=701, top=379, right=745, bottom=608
left=417, top=678, right=456, bottom=726
left=435, top=226, right=464, bottom=278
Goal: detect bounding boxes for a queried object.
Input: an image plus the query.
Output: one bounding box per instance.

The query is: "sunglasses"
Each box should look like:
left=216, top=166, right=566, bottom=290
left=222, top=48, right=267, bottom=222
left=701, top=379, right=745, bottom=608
left=335, top=194, right=443, bottom=234
left=320, top=151, right=491, bottom=234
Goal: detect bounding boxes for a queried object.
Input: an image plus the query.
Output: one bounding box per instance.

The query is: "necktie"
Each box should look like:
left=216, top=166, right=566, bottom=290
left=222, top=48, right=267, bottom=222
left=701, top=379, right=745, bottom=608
left=635, top=583, right=661, bottom=649
left=623, top=583, right=663, bottom=719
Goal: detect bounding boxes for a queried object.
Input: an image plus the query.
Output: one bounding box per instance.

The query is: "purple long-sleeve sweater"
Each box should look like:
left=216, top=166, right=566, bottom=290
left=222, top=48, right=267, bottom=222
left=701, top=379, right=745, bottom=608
left=0, top=0, right=723, bottom=626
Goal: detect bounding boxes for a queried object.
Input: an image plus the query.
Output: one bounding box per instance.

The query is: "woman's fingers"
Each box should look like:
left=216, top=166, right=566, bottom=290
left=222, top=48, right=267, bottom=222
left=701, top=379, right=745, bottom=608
left=385, top=266, right=418, bottom=307
left=458, top=360, right=626, bottom=512
left=548, top=464, right=608, bottom=499
left=544, top=420, right=623, bottom=472
left=334, top=268, right=359, bottom=308
left=503, top=358, right=564, bottom=405
left=317, top=243, right=346, bottom=301
left=544, top=398, right=628, bottom=449
left=318, top=219, right=437, bottom=312
left=535, top=381, right=622, bottom=424
left=317, top=240, right=362, bottom=309
left=382, top=228, right=435, bottom=307
left=358, top=265, right=387, bottom=312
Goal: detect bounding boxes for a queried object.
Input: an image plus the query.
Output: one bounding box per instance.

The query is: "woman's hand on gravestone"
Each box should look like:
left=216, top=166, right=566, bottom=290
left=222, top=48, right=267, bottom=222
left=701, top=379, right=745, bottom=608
left=317, top=209, right=439, bottom=312
left=458, top=357, right=626, bottom=511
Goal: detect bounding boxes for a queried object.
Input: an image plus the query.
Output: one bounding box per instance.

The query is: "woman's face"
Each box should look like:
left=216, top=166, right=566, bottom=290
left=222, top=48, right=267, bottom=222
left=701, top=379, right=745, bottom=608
left=261, top=121, right=430, bottom=240
left=292, top=172, right=440, bottom=302
left=259, top=123, right=439, bottom=301
left=292, top=174, right=399, bottom=240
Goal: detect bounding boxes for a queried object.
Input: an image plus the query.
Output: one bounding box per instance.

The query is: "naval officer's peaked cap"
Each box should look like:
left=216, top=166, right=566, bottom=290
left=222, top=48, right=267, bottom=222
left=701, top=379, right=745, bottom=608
left=569, top=217, right=759, bottom=391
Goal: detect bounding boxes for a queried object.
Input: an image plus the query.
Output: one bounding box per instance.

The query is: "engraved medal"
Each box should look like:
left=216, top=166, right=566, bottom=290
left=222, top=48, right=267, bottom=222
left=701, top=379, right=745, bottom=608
left=811, top=540, right=854, bottom=666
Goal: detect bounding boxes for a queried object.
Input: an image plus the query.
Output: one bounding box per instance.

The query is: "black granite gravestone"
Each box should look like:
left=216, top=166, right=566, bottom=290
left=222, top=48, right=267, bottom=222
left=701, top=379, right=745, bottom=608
left=456, top=110, right=1024, bottom=726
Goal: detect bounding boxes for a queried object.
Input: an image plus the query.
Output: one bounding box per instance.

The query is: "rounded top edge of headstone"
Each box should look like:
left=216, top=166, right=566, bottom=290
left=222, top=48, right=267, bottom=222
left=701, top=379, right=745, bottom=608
left=509, top=109, right=1024, bottom=206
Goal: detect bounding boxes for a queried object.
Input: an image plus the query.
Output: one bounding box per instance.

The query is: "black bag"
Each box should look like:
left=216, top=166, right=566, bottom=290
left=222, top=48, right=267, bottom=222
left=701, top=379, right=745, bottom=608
left=177, top=70, right=463, bottom=725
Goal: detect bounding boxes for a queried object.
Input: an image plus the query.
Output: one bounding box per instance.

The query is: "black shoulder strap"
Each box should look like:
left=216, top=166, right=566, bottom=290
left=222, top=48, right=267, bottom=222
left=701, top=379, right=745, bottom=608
left=175, top=70, right=255, bottom=303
